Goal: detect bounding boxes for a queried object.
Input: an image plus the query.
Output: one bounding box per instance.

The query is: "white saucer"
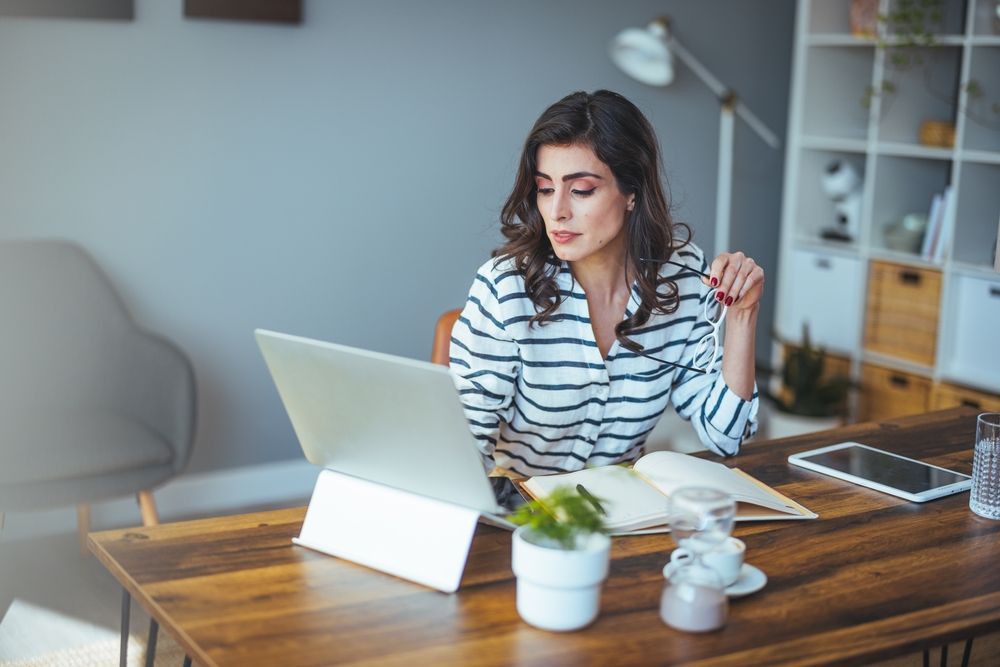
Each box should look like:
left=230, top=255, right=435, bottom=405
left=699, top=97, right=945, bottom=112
left=725, top=564, right=767, bottom=597
left=661, top=562, right=767, bottom=598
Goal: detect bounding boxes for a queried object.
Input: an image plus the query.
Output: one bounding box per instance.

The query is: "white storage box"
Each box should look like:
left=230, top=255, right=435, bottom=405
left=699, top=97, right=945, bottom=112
left=942, top=274, right=1000, bottom=391
left=779, top=249, right=863, bottom=354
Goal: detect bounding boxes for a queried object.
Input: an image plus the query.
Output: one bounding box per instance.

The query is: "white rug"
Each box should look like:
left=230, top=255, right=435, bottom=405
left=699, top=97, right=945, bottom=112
left=0, top=635, right=186, bottom=667
left=0, top=599, right=186, bottom=667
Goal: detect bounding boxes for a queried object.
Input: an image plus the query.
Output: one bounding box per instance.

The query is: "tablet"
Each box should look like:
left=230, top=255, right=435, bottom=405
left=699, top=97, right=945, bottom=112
left=788, top=442, right=971, bottom=502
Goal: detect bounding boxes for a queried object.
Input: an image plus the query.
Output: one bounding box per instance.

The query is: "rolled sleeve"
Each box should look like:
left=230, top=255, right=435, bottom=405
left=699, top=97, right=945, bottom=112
left=692, top=378, right=759, bottom=456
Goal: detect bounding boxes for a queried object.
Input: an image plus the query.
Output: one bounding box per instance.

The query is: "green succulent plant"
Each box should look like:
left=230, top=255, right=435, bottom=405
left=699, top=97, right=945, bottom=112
left=766, top=324, right=852, bottom=418
left=510, top=485, right=607, bottom=549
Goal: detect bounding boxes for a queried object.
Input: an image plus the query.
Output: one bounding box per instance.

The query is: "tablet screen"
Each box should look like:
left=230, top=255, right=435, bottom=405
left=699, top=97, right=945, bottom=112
left=799, top=445, right=969, bottom=494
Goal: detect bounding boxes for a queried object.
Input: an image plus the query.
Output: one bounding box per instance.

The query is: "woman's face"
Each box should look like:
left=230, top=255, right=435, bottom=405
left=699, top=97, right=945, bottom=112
left=534, top=143, right=634, bottom=267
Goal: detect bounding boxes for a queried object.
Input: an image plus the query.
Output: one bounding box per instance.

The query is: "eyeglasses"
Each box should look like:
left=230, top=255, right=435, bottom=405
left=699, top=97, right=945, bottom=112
left=632, top=292, right=727, bottom=376
left=639, top=257, right=711, bottom=280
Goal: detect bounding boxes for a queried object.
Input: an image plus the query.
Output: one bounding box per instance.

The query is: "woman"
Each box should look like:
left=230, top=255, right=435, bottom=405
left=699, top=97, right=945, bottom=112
left=450, top=90, right=762, bottom=489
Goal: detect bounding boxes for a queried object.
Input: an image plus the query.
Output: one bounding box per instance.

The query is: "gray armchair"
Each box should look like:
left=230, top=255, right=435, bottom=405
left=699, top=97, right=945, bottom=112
left=0, top=239, right=196, bottom=552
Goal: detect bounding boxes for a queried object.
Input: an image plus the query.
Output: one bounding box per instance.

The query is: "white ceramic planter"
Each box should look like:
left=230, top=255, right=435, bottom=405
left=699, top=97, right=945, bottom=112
left=510, top=526, right=611, bottom=632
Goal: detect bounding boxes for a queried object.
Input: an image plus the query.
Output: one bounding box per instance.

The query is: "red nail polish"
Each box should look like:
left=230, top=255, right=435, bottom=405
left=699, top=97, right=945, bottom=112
left=710, top=277, right=718, bottom=287
left=716, top=291, right=725, bottom=301
left=725, top=296, right=734, bottom=306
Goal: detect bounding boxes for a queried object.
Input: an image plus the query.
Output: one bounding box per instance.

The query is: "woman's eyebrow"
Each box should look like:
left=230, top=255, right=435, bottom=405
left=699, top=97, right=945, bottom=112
left=534, top=171, right=603, bottom=182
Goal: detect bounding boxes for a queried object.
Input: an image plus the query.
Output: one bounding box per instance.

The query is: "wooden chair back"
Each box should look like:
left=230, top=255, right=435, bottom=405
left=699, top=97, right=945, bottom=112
left=431, top=309, right=462, bottom=366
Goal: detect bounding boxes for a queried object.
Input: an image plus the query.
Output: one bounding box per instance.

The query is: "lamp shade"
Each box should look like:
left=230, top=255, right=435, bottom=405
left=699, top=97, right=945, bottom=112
left=609, top=21, right=674, bottom=87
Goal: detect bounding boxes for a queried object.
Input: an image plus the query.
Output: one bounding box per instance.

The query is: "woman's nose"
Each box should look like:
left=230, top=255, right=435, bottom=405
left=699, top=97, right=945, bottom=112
left=550, top=189, right=571, bottom=222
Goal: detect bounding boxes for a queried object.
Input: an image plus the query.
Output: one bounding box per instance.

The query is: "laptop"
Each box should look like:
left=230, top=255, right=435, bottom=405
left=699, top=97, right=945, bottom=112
left=255, top=329, right=510, bottom=521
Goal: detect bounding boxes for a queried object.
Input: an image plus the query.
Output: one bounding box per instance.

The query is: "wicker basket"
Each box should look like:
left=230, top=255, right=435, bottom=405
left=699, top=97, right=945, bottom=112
left=919, top=120, right=956, bottom=148
left=863, top=261, right=942, bottom=366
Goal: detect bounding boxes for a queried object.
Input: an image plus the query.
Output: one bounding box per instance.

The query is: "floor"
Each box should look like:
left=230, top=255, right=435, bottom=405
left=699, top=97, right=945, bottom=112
left=0, top=531, right=180, bottom=665
left=0, top=498, right=306, bottom=666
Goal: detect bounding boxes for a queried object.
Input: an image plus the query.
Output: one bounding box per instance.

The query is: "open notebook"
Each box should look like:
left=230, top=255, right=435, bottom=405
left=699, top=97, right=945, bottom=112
left=521, top=451, right=817, bottom=533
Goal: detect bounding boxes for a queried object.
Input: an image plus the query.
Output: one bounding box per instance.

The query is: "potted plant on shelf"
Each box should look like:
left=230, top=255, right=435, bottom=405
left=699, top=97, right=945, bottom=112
left=861, top=0, right=1000, bottom=134
left=762, top=324, right=852, bottom=439
left=510, top=485, right=610, bottom=632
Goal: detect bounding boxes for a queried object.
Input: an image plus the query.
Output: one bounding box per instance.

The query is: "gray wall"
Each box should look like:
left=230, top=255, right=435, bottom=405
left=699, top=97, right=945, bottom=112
left=0, top=0, right=795, bottom=473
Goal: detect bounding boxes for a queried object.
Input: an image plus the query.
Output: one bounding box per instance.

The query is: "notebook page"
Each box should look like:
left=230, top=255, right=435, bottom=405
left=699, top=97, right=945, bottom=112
left=522, top=465, right=669, bottom=530
left=634, top=451, right=795, bottom=513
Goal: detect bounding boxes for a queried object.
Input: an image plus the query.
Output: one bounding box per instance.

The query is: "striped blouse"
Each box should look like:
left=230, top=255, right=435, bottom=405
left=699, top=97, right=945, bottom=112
left=449, top=244, right=759, bottom=477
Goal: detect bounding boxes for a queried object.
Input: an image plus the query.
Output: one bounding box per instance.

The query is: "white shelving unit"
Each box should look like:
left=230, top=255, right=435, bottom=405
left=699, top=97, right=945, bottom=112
left=776, top=0, right=1000, bottom=407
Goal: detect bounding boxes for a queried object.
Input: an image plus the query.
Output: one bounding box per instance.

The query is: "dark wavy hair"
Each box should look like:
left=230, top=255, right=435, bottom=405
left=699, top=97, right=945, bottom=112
left=495, top=89, right=689, bottom=353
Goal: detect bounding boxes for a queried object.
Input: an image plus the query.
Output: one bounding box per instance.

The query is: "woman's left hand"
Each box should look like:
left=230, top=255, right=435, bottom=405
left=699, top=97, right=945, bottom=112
left=704, top=251, right=764, bottom=312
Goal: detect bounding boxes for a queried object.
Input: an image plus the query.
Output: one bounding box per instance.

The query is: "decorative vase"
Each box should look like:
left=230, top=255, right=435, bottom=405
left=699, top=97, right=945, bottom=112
left=511, top=526, right=611, bottom=631
left=883, top=213, right=928, bottom=253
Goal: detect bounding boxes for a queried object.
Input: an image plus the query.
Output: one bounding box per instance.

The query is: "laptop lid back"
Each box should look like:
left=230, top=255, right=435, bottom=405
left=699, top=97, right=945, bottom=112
left=255, top=329, right=502, bottom=515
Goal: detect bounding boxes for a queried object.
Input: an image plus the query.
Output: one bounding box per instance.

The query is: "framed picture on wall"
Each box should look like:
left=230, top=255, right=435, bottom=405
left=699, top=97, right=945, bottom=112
left=0, top=0, right=133, bottom=20
left=184, top=0, right=301, bottom=24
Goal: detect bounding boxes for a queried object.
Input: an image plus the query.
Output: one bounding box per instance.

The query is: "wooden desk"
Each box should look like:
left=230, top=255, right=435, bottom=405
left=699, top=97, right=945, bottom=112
left=90, top=408, right=1000, bottom=666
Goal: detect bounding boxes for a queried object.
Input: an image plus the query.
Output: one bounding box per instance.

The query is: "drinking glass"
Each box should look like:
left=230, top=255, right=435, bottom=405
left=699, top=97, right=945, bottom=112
left=668, top=487, right=736, bottom=565
left=970, top=413, right=1000, bottom=520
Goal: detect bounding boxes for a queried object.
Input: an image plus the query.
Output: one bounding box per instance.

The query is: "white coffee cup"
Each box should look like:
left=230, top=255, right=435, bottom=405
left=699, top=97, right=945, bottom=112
left=669, top=537, right=745, bottom=587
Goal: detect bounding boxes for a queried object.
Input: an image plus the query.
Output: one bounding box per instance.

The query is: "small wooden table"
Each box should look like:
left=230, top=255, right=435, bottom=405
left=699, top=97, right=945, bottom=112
left=90, top=408, right=1000, bottom=666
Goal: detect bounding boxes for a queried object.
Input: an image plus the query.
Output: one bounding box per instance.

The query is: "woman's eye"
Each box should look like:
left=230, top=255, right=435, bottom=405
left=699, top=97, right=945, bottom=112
left=572, top=188, right=596, bottom=197
left=536, top=187, right=554, bottom=196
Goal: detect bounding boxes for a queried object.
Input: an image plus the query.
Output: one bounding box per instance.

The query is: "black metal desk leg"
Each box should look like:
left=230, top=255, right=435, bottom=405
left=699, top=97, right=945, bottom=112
left=922, top=639, right=974, bottom=667
left=961, top=637, right=974, bottom=667
left=120, top=588, right=130, bottom=667
left=145, top=617, right=159, bottom=667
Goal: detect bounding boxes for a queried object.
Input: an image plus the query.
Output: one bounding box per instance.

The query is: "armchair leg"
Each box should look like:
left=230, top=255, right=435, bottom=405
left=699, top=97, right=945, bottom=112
left=137, top=490, right=159, bottom=527
left=77, top=504, right=91, bottom=557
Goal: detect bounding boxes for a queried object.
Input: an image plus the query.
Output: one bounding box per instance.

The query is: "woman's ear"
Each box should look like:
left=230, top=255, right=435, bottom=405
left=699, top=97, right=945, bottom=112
left=627, top=195, right=636, bottom=211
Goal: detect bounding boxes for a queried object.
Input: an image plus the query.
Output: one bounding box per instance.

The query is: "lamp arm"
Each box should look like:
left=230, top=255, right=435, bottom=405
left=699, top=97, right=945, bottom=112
left=733, top=98, right=781, bottom=150
left=666, top=35, right=781, bottom=150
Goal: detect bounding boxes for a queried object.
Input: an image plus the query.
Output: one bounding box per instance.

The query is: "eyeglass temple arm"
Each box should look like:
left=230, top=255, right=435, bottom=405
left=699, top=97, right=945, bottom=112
left=634, top=349, right=708, bottom=375
left=639, top=257, right=711, bottom=279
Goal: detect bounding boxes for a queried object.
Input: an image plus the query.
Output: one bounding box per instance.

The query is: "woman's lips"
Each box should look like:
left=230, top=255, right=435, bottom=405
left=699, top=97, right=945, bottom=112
left=551, top=231, right=580, bottom=244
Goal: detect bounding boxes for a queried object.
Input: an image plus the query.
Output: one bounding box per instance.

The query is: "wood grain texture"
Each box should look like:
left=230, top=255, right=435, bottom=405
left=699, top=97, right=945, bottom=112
left=89, top=408, right=1000, bottom=666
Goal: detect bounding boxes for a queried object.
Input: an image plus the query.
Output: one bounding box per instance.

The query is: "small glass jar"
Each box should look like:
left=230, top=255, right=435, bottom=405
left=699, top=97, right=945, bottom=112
left=659, top=563, right=728, bottom=632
